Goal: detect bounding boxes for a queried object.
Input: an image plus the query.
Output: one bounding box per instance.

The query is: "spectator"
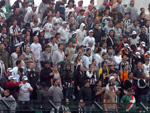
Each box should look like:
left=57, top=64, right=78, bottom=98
left=113, top=0, right=124, bottom=16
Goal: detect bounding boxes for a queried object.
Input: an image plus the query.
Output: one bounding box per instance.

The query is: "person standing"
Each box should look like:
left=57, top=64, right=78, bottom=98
left=104, top=83, right=118, bottom=113
left=30, top=36, right=42, bottom=73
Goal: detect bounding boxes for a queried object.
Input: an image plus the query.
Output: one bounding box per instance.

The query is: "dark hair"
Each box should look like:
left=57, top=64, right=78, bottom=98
left=76, top=65, right=82, bottom=72
left=16, top=60, right=21, bottom=66
left=18, top=68, right=23, bottom=74
left=55, top=32, right=60, bottom=37
left=115, top=49, right=120, bottom=55
left=86, top=48, right=91, bottom=52
left=44, top=44, right=50, bottom=50
left=18, top=53, right=23, bottom=58
left=102, top=53, right=107, bottom=57
left=53, top=79, right=58, bottom=84
left=84, top=80, right=90, bottom=85
left=140, top=7, right=144, bottom=11
left=101, top=61, right=107, bottom=67
left=96, top=47, right=101, bottom=53
left=58, top=43, right=63, bottom=47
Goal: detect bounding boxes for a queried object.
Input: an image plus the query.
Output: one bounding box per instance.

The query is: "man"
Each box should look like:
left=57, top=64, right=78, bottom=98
left=68, top=31, right=78, bottom=50
left=24, top=4, right=38, bottom=23
left=82, top=48, right=92, bottom=71
left=121, top=88, right=136, bottom=112
left=0, top=27, right=7, bottom=42
left=113, top=22, right=122, bottom=44
left=40, top=61, right=54, bottom=88
left=55, top=0, right=66, bottom=20
left=72, top=99, right=85, bottom=113
left=57, top=21, right=69, bottom=45
left=30, top=36, right=42, bottom=73
left=76, top=9, right=85, bottom=28
left=25, top=63, right=38, bottom=100
left=103, top=20, right=114, bottom=36
left=93, top=23, right=101, bottom=46
left=79, top=80, right=92, bottom=113
left=113, top=0, right=124, bottom=16
left=127, top=0, right=138, bottom=22
left=49, top=79, right=63, bottom=110
left=82, top=30, right=95, bottom=52
left=76, top=0, right=84, bottom=15
left=104, top=83, right=118, bottom=113
left=18, top=76, right=33, bottom=112
left=52, top=43, right=65, bottom=66
left=19, top=1, right=28, bottom=18
left=12, top=60, right=22, bottom=82
left=9, top=19, right=22, bottom=44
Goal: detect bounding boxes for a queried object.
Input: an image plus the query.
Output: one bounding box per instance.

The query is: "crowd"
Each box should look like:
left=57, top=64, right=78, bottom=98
left=0, top=0, right=150, bottom=113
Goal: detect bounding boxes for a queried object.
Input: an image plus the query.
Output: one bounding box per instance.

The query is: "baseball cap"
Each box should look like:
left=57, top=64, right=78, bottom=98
left=8, top=76, right=16, bottom=80
left=127, top=88, right=133, bottom=92
left=135, top=52, right=141, bottom=58
left=33, top=4, right=37, bottom=8
left=62, top=21, right=68, bottom=25
left=109, top=76, right=115, bottom=81
left=124, top=43, right=129, bottom=48
left=145, top=51, right=150, bottom=56
left=89, top=30, right=94, bottom=33
left=72, top=31, right=77, bottom=35
left=131, top=31, right=137, bottom=35
left=7, top=68, right=13, bottom=73
left=140, top=41, right=146, bottom=47
left=22, top=76, right=28, bottom=80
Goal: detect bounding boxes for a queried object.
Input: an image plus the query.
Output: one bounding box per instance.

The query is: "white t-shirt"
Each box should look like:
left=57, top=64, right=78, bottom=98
left=12, top=67, right=20, bottom=82
left=43, top=22, right=53, bottom=39
left=30, top=43, right=42, bottom=60
left=19, top=83, right=33, bottom=101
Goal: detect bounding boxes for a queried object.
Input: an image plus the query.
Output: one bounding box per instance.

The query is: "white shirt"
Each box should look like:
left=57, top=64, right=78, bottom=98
left=30, top=43, right=42, bottom=60
left=94, top=53, right=103, bottom=66
left=58, top=26, right=69, bottom=44
left=19, top=82, right=33, bottom=101
left=82, top=36, right=95, bottom=51
left=43, top=22, right=53, bottom=39
left=114, top=55, right=122, bottom=69
left=12, top=67, right=20, bottom=82
left=143, top=64, right=150, bottom=77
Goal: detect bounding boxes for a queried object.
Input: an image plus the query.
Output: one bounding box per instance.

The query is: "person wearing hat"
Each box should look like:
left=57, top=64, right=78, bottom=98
left=19, top=1, right=28, bottom=18
left=135, top=41, right=146, bottom=55
left=82, top=30, right=95, bottom=52
left=137, top=72, right=149, bottom=104
left=24, top=4, right=38, bottom=23
left=120, top=88, right=136, bottom=112
left=104, top=83, right=118, bottom=113
left=76, top=0, right=84, bottom=15
left=57, top=21, right=69, bottom=44
left=68, top=31, right=77, bottom=50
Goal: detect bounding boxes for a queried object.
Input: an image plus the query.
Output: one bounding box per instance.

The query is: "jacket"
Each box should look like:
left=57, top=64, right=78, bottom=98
left=93, top=28, right=101, bottom=43
left=55, top=1, right=65, bottom=20
left=127, top=5, right=138, bottom=22
left=62, top=70, right=74, bottom=87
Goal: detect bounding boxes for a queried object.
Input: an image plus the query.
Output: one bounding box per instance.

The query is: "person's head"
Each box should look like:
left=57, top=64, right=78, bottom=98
left=4, top=90, right=10, bottom=97
left=128, top=72, right=133, bottom=79
left=62, top=21, right=68, bottom=28
left=53, top=79, right=59, bottom=86
left=55, top=11, right=60, bottom=17
left=105, top=8, right=110, bottom=15
left=108, top=20, right=113, bottom=27
left=33, top=36, right=39, bottom=43
left=115, top=22, right=120, bottom=28
left=15, top=46, right=20, bottom=53
left=67, top=41, right=73, bottom=47
left=0, top=43, right=5, bottom=51
left=102, top=61, right=108, bottom=68
left=68, top=1, right=73, bottom=8
left=78, top=0, right=83, bottom=7
left=141, top=27, right=146, bottom=34
left=130, top=0, right=135, bottom=6
left=79, top=9, right=85, bottom=15
left=29, top=63, right=34, bottom=70
left=14, top=8, right=19, bottom=15
left=1, top=27, right=6, bottom=34
left=88, top=4, right=93, bottom=11
left=25, top=46, right=30, bottom=53
left=109, top=83, right=115, bottom=90
left=145, top=58, right=149, bottom=64
left=7, top=68, right=13, bottom=76
left=65, top=54, right=70, bottom=62
left=32, top=4, right=37, bottom=12
left=41, top=82, right=47, bottom=89
left=141, top=72, right=146, bottom=79
left=137, top=62, right=142, bottom=68
left=58, top=43, right=64, bottom=51
left=109, top=63, right=114, bottom=70
left=96, top=80, right=102, bottom=87
left=127, top=88, right=133, bottom=96
left=18, top=53, right=23, bottom=60
left=122, top=35, right=128, bottom=42
left=94, top=23, right=100, bottom=29
left=109, top=30, right=114, bottom=37
left=22, top=76, right=28, bottom=83
left=133, top=20, right=138, bottom=27
left=102, top=53, right=107, bottom=60
left=72, top=31, right=77, bottom=38
left=96, top=47, right=101, bottom=54
left=17, top=68, right=23, bottom=75
left=125, top=12, right=130, bottom=18
left=84, top=80, right=90, bottom=87
left=49, top=2, right=55, bottom=9
left=16, top=60, right=22, bottom=68
left=140, top=7, right=145, bottom=13
left=12, top=19, right=17, bottom=26
left=140, top=12, right=145, bottom=18
left=24, top=35, right=30, bottom=42
left=44, top=61, right=50, bottom=68
left=47, top=15, right=53, bottom=22
left=77, top=65, right=83, bottom=72
left=122, top=55, right=128, bottom=61
left=123, top=65, right=128, bottom=71
left=89, top=64, right=94, bottom=71
left=65, top=98, right=69, bottom=106
left=44, top=44, right=50, bottom=52
left=145, top=20, right=150, bottom=26
left=86, top=48, right=91, bottom=56
left=102, top=42, right=107, bottom=48
left=117, top=0, right=122, bottom=4
left=55, top=33, right=61, bottom=39
left=92, top=59, right=97, bottom=65
left=78, top=99, right=84, bottom=108
left=95, top=16, right=100, bottom=23
left=66, top=64, right=71, bottom=71
left=53, top=65, right=58, bottom=72
left=107, top=47, right=113, bottom=54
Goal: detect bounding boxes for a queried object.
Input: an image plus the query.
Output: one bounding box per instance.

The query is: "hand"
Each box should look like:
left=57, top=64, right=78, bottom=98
left=34, top=59, right=37, bottom=63
left=102, top=87, right=106, bottom=91
left=71, top=81, right=74, bottom=84
left=30, top=59, right=33, bottom=62
left=49, top=72, right=53, bottom=76
left=37, top=85, right=40, bottom=89
left=28, top=88, right=33, bottom=92
left=77, top=86, right=80, bottom=91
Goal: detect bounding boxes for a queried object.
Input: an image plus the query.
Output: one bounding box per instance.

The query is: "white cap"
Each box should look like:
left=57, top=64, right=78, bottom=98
left=109, top=76, right=115, bottom=81
left=72, top=31, right=77, bottom=35
left=137, top=47, right=142, bottom=51
left=140, top=41, right=146, bottom=47
left=135, top=52, right=141, bottom=58
left=62, top=21, right=67, bottom=25
left=7, top=68, right=13, bottom=73
left=89, top=30, right=94, bottom=33
left=8, top=76, right=16, bottom=80
left=124, top=43, right=129, bottom=48
left=131, top=31, right=137, bottom=35
left=22, top=76, right=28, bottom=80
left=145, top=51, right=150, bottom=56
left=33, top=4, right=37, bottom=8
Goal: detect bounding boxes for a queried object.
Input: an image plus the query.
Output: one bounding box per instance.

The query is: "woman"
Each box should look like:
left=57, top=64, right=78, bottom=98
left=62, top=64, right=74, bottom=99
left=11, top=46, right=20, bottom=67
left=105, top=30, right=116, bottom=47
left=99, top=61, right=109, bottom=86
left=74, top=54, right=83, bottom=70
left=23, top=35, right=31, bottom=50
left=114, top=49, right=122, bottom=70
left=74, top=65, right=86, bottom=99
left=51, top=65, right=62, bottom=89
left=52, top=11, right=63, bottom=30
left=23, top=46, right=34, bottom=68
left=65, top=1, right=74, bottom=21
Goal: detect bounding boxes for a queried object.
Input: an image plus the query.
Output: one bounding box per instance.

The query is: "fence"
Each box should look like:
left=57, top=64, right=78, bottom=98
left=0, top=100, right=149, bottom=113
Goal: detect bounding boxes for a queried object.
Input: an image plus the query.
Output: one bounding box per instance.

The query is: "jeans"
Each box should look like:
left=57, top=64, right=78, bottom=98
left=138, top=94, right=148, bottom=104
left=63, top=87, right=73, bottom=99
left=84, top=106, right=92, bottom=113
left=108, top=109, right=116, bottom=113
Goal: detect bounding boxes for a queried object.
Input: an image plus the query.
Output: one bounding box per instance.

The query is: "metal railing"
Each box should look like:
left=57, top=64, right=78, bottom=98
left=0, top=100, right=149, bottom=113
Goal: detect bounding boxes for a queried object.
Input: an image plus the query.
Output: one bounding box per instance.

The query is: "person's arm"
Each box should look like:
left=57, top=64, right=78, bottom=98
left=86, top=71, right=93, bottom=78
left=104, top=98, right=108, bottom=113
left=95, top=87, right=105, bottom=96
